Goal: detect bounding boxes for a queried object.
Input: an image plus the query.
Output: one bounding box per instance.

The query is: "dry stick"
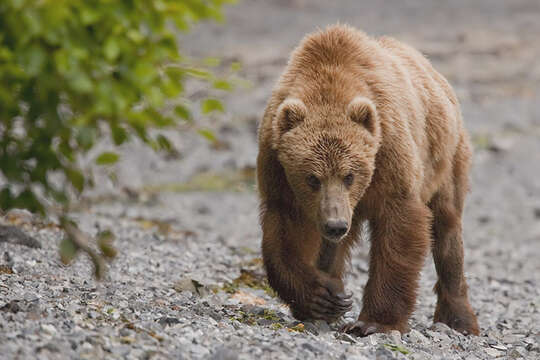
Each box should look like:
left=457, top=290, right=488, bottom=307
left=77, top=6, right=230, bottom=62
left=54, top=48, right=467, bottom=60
left=317, top=238, right=338, bottom=274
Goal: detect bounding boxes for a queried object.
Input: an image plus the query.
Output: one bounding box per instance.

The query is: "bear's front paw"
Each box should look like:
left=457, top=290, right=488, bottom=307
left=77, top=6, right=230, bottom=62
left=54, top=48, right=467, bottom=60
left=341, top=320, right=408, bottom=337
left=291, top=277, right=353, bottom=322
left=434, top=297, right=479, bottom=336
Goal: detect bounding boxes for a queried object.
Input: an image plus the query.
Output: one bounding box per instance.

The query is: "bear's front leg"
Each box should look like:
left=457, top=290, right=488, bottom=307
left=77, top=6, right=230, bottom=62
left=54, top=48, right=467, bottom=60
left=261, top=207, right=352, bottom=322
left=343, top=199, right=431, bottom=336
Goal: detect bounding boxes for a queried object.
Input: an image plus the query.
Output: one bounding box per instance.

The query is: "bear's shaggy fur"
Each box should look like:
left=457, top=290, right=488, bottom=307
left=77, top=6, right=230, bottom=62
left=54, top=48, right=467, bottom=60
left=257, top=24, right=479, bottom=336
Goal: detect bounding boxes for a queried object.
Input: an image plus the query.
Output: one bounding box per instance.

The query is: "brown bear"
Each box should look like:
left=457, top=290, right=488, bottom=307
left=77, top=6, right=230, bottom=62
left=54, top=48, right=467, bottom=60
left=257, top=24, right=479, bottom=336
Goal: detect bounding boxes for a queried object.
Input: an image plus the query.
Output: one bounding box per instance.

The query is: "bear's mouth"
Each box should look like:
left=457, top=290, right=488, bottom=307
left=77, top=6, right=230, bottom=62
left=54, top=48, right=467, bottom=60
left=320, top=226, right=350, bottom=243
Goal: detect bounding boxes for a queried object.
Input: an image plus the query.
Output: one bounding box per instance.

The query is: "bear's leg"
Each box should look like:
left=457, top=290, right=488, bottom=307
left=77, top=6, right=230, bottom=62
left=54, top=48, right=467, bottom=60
left=261, top=207, right=353, bottom=322
left=429, top=164, right=479, bottom=335
left=342, top=199, right=431, bottom=336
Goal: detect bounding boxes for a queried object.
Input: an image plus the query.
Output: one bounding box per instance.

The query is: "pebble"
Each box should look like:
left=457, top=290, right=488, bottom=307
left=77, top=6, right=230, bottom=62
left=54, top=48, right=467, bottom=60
left=484, top=347, right=503, bottom=357
left=210, top=346, right=238, bottom=360
left=41, top=324, right=57, bottom=336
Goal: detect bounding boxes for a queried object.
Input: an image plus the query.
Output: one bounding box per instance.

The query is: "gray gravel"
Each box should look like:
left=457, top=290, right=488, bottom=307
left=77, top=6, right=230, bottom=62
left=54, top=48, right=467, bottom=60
left=1, top=1, right=540, bottom=359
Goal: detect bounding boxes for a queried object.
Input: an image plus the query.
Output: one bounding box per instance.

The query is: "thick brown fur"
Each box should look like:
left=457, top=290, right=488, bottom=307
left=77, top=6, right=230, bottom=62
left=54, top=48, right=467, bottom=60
left=257, top=24, right=479, bottom=336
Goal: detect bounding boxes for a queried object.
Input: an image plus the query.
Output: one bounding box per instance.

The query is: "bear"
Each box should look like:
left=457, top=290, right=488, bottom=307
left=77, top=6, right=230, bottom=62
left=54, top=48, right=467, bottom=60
left=256, top=24, right=479, bottom=336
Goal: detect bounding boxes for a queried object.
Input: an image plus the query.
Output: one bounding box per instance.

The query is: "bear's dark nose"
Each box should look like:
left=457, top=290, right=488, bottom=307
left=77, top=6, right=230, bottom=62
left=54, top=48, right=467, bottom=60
left=323, top=219, right=348, bottom=239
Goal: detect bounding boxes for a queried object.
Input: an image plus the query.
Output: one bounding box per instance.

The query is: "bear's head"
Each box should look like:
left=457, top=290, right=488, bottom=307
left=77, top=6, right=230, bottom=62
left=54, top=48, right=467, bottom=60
left=273, top=97, right=381, bottom=243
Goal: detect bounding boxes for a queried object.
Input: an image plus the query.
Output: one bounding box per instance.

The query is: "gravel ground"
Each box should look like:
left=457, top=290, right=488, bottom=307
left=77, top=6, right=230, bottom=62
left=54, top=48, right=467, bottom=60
left=1, top=1, right=540, bottom=359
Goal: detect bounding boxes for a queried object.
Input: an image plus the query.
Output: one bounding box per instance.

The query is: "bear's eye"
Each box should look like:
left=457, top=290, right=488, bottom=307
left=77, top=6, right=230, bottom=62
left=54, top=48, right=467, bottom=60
left=306, top=175, right=321, bottom=190
left=343, top=173, right=354, bottom=187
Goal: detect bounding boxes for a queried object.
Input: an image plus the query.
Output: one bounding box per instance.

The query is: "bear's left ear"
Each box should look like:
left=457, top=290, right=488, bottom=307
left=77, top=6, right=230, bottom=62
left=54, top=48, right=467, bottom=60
left=347, top=97, right=378, bottom=135
left=272, top=98, right=307, bottom=147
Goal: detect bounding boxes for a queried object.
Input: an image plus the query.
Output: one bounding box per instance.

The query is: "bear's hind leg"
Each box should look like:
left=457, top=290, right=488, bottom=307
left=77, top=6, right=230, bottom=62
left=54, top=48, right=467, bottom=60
left=429, top=153, right=479, bottom=335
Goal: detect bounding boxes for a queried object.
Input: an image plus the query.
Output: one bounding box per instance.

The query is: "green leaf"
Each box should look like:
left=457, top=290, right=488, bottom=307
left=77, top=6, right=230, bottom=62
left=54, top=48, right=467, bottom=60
left=0, top=188, right=13, bottom=211
left=383, top=344, right=410, bottom=355
left=213, top=79, right=233, bottom=91
left=66, top=168, right=85, bottom=193
left=174, top=105, right=192, bottom=121
left=59, top=237, right=78, bottom=265
left=155, top=134, right=173, bottom=152
left=201, top=98, right=224, bottom=114
left=104, top=38, right=120, bottom=61
left=111, top=125, right=128, bottom=145
left=97, top=230, right=117, bottom=259
left=197, top=128, right=217, bottom=143
left=70, top=72, right=93, bottom=93
left=95, top=152, right=120, bottom=165
left=21, top=44, right=47, bottom=76
left=185, top=68, right=212, bottom=79
left=203, top=57, right=221, bottom=67
left=230, top=61, right=242, bottom=72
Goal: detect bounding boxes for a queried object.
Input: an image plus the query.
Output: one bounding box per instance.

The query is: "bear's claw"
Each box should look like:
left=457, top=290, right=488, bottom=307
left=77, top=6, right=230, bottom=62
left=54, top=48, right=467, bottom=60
left=341, top=320, right=385, bottom=337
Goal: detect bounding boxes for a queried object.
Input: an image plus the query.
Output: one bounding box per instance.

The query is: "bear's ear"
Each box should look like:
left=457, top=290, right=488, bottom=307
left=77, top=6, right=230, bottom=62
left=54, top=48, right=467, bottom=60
left=347, top=97, right=378, bottom=134
left=272, top=98, right=307, bottom=145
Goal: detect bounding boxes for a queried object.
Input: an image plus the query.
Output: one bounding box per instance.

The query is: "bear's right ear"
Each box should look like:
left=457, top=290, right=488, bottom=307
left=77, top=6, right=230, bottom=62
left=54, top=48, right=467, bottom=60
left=272, top=98, right=307, bottom=147
left=347, top=96, right=378, bottom=135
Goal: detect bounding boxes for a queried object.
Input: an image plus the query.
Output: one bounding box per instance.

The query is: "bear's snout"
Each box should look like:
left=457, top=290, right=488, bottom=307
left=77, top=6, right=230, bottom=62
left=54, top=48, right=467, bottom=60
left=323, top=219, right=349, bottom=241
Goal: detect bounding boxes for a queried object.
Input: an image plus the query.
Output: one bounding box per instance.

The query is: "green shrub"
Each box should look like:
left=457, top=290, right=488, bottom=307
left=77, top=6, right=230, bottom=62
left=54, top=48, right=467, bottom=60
left=0, top=0, right=234, bottom=277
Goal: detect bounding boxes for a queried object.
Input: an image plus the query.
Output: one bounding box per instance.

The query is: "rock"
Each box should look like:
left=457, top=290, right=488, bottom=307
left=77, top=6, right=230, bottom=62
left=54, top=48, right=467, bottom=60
left=507, top=348, right=526, bottom=359
left=301, top=342, right=323, bottom=354
left=256, top=318, right=273, bottom=326
left=484, top=348, right=503, bottom=358
left=35, top=342, right=60, bottom=353
left=158, top=316, right=181, bottom=327
left=0, top=300, right=22, bottom=313
left=41, top=324, right=57, bottom=336
left=0, top=225, right=40, bottom=248
left=404, top=329, right=429, bottom=345
left=389, top=330, right=402, bottom=345
left=173, top=277, right=210, bottom=296
left=335, top=332, right=358, bottom=344
left=375, top=347, right=395, bottom=360
left=430, top=322, right=454, bottom=335
left=489, top=343, right=507, bottom=351
left=304, top=320, right=331, bottom=335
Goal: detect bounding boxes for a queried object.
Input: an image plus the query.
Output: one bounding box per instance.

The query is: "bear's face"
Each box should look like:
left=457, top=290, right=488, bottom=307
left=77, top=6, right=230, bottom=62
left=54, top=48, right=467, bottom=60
left=274, top=97, right=380, bottom=242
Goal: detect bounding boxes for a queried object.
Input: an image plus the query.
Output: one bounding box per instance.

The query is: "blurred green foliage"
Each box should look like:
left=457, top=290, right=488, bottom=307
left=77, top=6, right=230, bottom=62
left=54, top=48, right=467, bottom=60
left=0, top=0, right=234, bottom=277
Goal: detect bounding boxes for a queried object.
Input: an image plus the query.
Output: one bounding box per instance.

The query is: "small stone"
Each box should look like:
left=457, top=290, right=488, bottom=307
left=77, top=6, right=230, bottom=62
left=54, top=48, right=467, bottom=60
left=301, top=342, right=322, bottom=354
left=375, top=346, right=394, bottom=360
left=256, top=318, right=273, bottom=326
left=35, top=342, right=60, bottom=353
left=0, top=300, right=22, bottom=313
left=507, top=348, right=525, bottom=359
left=209, top=346, right=238, bottom=360
left=484, top=348, right=503, bottom=357
left=87, top=310, right=100, bottom=319
left=490, top=344, right=507, bottom=351
left=41, top=324, right=57, bottom=336
left=302, top=322, right=319, bottom=335
left=158, top=316, right=181, bottom=327
left=335, top=332, right=357, bottom=344
left=430, top=322, right=453, bottom=335
left=120, top=336, right=135, bottom=344
left=369, top=334, right=379, bottom=346
left=389, top=330, right=402, bottom=344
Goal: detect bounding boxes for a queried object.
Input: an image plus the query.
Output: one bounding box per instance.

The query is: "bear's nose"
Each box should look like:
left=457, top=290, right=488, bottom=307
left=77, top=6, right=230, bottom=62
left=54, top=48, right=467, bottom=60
left=323, top=219, right=348, bottom=239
